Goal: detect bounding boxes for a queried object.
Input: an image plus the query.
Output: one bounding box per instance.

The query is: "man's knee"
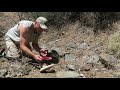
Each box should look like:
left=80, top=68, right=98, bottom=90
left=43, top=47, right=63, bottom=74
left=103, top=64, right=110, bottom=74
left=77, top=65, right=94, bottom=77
left=5, top=39, right=20, bottom=58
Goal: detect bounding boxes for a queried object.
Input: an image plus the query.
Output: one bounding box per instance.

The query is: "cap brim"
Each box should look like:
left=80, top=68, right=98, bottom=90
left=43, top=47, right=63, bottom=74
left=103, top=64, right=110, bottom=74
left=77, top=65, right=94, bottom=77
left=40, top=24, right=48, bottom=30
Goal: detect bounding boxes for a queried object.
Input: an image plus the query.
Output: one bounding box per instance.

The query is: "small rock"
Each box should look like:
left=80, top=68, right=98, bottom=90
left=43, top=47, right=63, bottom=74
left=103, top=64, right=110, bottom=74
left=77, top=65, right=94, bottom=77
left=56, top=71, right=80, bottom=78
left=79, top=43, right=88, bottom=49
left=66, top=42, right=77, bottom=49
left=81, top=64, right=93, bottom=71
left=65, top=54, right=76, bottom=62
left=99, top=52, right=118, bottom=63
left=67, top=64, right=76, bottom=71
left=79, top=74, right=86, bottom=78
left=87, top=53, right=100, bottom=64
left=0, top=69, right=7, bottom=78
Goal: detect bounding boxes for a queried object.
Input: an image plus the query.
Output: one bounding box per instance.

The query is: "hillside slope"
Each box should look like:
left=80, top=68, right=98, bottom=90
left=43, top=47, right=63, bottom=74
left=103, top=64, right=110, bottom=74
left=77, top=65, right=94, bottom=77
left=1, top=12, right=120, bottom=78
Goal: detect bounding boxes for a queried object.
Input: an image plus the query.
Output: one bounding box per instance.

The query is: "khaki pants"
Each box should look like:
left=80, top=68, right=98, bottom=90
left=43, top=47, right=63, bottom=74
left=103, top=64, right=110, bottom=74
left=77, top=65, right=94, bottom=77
left=5, top=35, right=21, bottom=58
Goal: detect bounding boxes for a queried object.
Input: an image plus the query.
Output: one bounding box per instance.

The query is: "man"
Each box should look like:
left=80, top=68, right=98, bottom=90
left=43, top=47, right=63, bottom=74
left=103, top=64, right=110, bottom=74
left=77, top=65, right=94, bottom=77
left=5, top=17, right=52, bottom=62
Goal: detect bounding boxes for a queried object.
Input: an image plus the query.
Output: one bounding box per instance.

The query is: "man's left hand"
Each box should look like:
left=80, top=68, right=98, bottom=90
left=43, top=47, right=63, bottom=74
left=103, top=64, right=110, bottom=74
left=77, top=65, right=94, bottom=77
left=39, top=48, right=48, bottom=57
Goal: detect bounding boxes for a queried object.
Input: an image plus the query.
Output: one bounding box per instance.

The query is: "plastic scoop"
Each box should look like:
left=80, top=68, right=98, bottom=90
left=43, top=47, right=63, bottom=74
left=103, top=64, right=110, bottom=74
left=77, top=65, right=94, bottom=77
left=38, top=56, right=52, bottom=61
left=42, top=56, right=52, bottom=60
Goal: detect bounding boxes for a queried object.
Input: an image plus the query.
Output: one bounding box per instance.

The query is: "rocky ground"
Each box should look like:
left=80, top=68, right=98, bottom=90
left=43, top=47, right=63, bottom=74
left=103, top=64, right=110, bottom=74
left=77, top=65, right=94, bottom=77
left=1, top=12, right=120, bottom=78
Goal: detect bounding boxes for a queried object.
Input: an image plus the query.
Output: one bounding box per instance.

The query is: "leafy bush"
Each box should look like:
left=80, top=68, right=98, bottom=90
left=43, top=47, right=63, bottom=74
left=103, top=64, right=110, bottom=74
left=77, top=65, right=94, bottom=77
left=108, top=31, right=120, bottom=58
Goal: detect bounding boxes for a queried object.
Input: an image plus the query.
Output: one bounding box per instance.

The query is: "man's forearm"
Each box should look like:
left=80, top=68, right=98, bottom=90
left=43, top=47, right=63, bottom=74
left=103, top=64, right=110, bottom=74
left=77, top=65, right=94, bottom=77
left=20, top=45, right=35, bottom=58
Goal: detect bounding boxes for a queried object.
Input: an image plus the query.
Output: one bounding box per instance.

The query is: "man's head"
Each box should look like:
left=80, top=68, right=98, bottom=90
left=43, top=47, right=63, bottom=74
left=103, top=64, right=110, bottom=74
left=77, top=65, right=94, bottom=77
left=33, top=17, right=48, bottom=33
left=36, top=17, right=48, bottom=30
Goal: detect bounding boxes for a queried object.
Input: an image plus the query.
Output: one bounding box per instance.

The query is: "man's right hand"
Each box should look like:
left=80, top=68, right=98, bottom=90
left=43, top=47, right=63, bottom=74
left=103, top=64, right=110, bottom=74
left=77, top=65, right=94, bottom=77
left=34, top=55, right=43, bottom=61
left=34, top=54, right=52, bottom=62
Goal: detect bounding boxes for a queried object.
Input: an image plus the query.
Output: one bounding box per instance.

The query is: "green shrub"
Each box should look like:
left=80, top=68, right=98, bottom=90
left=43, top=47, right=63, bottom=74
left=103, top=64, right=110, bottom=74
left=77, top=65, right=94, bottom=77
left=108, top=31, right=120, bottom=58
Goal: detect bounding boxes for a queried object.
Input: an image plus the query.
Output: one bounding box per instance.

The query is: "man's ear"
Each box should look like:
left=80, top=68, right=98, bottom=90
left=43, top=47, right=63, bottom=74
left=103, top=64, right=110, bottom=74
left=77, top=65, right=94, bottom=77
left=35, top=21, right=40, bottom=27
left=34, top=21, right=38, bottom=28
left=34, top=21, right=37, bottom=25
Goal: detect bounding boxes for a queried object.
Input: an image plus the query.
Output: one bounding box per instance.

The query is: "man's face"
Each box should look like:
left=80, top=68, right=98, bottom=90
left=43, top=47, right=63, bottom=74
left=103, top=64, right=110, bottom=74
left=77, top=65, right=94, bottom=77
left=34, top=21, right=43, bottom=33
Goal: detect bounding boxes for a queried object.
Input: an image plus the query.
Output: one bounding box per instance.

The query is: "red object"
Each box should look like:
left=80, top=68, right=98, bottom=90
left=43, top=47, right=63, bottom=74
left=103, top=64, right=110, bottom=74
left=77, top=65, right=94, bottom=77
left=42, top=56, right=52, bottom=60
left=38, top=56, right=52, bottom=61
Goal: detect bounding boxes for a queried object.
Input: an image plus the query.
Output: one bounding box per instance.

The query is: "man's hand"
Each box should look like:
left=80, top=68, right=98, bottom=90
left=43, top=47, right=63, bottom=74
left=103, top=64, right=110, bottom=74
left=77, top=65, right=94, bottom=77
left=34, top=55, right=43, bottom=61
left=34, top=54, right=52, bottom=62
left=40, top=48, right=48, bottom=57
left=33, top=48, right=53, bottom=62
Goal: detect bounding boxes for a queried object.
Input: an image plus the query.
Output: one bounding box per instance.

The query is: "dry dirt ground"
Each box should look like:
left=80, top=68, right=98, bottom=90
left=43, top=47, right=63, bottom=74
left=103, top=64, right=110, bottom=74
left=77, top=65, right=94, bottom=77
left=1, top=12, right=120, bottom=78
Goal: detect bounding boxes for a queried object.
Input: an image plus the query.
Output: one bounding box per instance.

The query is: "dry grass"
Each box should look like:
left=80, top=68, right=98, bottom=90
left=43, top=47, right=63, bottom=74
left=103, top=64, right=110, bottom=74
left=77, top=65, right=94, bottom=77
left=39, top=21, right=95, bottom=48
left=94, top=21, right=120, bottom=59
left=107, top=31, right=120, bottom=58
